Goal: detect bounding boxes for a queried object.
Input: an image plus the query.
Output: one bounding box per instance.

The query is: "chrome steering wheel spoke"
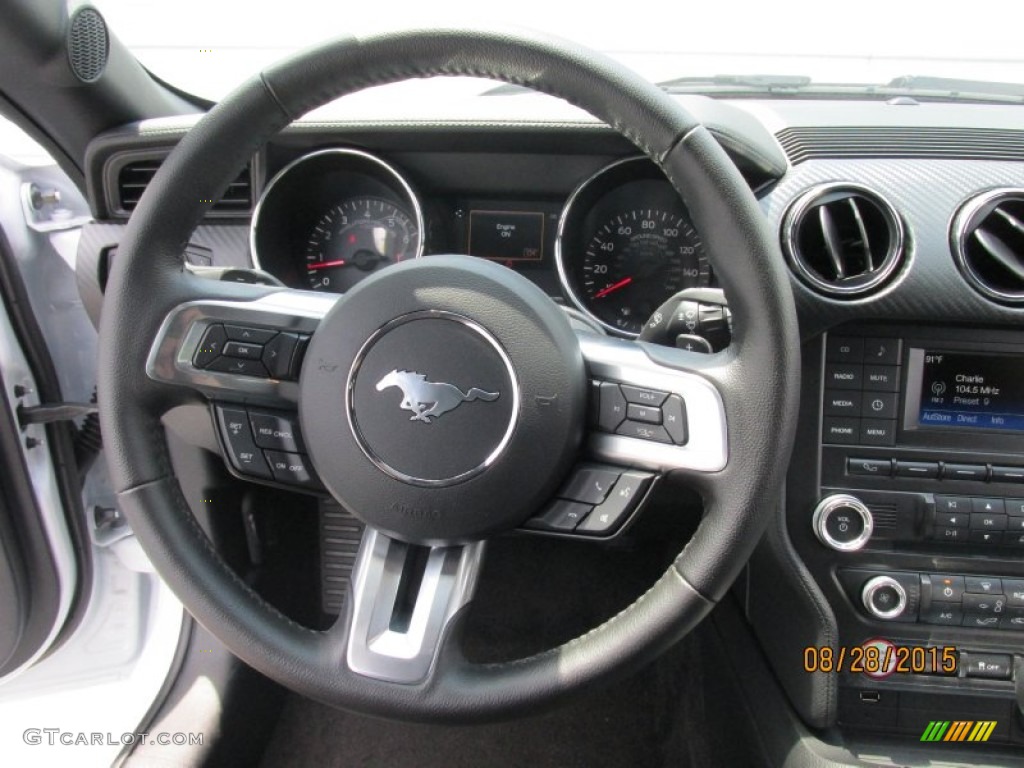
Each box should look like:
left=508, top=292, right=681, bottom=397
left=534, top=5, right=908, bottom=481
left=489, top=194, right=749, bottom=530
left=334, top=526, right=485, bottom=684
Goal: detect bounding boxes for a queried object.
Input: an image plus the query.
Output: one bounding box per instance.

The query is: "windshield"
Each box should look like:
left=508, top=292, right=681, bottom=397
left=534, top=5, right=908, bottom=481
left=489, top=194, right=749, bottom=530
left=95, top=0, right=1024, bottom=103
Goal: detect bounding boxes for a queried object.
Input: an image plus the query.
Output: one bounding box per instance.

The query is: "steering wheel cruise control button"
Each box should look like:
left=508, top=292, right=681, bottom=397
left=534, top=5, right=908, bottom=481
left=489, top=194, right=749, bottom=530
left=265, top=450, right=321, bottom=488
left=576, top=471, right=653, bottom=535
left=249, top=410, right=305, bottom=452
left=193, top=324, right=227, bottom=368
left=216, top=406, right=272, bottom=479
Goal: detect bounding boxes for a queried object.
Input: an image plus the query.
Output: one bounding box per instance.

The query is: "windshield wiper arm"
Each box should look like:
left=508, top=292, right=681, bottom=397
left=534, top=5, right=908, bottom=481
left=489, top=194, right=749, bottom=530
left=657, top=74, right=812, bottom=91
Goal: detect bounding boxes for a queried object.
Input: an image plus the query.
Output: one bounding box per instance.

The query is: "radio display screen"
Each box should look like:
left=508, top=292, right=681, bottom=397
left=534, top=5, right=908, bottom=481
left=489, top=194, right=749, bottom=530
left=917, top=350, right=1024, bottom=431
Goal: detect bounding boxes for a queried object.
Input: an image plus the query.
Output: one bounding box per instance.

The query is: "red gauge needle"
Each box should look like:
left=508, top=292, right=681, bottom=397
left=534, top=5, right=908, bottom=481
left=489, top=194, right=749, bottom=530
left=307, top=259, right=347, bottom=271
left=592, top=276, right=632, bottom=299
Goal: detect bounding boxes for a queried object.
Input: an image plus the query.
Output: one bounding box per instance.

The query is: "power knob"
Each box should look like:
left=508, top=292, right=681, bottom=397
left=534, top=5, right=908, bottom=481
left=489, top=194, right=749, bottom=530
left=861, top=575, right=908, bottom=620
left=812, top=494, right=873, bottom=551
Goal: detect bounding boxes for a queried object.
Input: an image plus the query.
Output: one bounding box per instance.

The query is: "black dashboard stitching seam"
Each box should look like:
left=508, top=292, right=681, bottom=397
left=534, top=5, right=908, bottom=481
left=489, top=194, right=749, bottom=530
left=476, top=566, right=713, bottom=674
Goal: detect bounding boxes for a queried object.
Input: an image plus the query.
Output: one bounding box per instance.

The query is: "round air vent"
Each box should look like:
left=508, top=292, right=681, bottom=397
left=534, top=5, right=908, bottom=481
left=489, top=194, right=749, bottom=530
left=951, top=189, right=1024, bottom=304
left=782, top=183, right=905, bottom=297
left=67, top=7, right=109, bottom=84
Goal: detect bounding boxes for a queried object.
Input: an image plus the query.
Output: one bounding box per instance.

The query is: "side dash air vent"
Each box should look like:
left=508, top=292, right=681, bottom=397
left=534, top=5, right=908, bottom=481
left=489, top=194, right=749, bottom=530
left=951, top=189, right=1024, bottom=304
left=782, top=184, right=904, bottom=297
left=112, top=154, right=253, bottom=217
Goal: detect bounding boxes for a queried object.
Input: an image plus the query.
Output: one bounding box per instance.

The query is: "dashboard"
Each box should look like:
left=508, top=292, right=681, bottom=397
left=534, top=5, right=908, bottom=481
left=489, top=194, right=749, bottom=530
left=77, top=93, right=1024, bottom=752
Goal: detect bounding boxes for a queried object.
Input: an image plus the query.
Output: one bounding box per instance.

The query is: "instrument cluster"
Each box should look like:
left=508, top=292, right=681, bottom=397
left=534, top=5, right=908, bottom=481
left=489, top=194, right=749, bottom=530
left=250, top=150, right=713, bottom=337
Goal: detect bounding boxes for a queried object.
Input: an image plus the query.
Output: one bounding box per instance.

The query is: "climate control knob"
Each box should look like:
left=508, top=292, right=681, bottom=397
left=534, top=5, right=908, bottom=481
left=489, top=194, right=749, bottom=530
left=812, top=494, right=873, bottom=551
left=861, top=575, right=908, bottom=620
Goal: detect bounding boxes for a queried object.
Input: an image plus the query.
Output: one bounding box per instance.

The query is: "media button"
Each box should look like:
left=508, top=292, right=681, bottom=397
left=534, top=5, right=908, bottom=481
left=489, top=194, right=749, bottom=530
left=932, top=526, right=967, bottom=542
left=824, top=389, right=862, bottom=417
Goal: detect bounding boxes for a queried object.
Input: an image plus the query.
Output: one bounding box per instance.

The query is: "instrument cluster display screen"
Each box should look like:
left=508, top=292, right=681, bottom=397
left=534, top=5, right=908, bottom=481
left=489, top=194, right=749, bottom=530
left=917, top=350, right=1024, bottom=432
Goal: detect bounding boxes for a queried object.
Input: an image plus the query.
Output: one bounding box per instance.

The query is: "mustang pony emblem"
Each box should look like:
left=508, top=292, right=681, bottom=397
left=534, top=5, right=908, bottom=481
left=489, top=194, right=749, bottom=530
left=375, top=369, right=499, bottom=423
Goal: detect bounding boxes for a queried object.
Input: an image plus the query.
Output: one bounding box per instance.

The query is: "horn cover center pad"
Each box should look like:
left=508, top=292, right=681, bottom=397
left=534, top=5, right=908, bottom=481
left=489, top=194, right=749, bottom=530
left=299, top=256, right=586, bottom=544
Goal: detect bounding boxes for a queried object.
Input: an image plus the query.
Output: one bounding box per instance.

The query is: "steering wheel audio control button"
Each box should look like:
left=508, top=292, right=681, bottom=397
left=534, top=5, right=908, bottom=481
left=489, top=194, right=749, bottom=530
left=576, top=471, right=653, bottom=535
left=616, top=420, right=672, bottom=444
left=262, top=332, right=301, bottom=379
left=193, top=324, right=227, bottom=368
left=626, top=403, right=661, bottom=424
left=216, top=406, right=272, bottom=479
left=620, top=385, right=668, bottom=406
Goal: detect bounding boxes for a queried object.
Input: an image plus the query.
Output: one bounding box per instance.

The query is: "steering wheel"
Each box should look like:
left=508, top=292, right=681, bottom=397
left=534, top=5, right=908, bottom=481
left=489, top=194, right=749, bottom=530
left=97, top=28, right=799, bottom=721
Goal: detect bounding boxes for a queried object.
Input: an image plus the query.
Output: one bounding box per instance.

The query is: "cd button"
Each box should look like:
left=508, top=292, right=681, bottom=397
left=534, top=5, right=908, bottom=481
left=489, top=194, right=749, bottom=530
left=826, top=336, right=864, bottom=363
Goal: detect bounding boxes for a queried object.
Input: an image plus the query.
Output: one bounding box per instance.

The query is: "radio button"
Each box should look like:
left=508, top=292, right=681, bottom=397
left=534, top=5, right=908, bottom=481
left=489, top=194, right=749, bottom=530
left=861, top=392, right=898, bottom=419
left=1005, top=499, right=1024, bottom=516
left=895, top=460, right=939, bottom=479
left=826, top=336, right=864, bottom=363
left=863, top=338, right=901, bottom=366
left=971, top=498, right=1005, bottom=515
left=943, top=463, right=987, bottom=481
left=970, top=512, right=1007, bottom=531
left=932, top=526, right=968, bottom=542
left=991, top=466, right=1024, bottom=483
left=935, top=511, right=970, bottom=528
left=848, top=457, right=892, bottom=476
left=935, top=495, right=972, bottom=513
left=863, top=365, right=900, bottom=392
left=824, top=390, right=862, bottom=417
left=825, top=363, right=863, bottom=390
left=859, top=419, right=896, bottom=446
left=969, top=530, right=1003, bottom=545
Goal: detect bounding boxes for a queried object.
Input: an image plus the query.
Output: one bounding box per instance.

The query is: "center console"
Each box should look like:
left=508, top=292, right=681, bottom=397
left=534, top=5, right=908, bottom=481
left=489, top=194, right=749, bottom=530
left=778, top=324, right=1024, bottom=745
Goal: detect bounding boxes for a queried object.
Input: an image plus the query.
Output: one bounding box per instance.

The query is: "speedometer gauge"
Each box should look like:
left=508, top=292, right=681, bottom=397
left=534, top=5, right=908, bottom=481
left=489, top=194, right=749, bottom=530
left=557, top=157, right=713, bottom=336
left=304, top=197, right=419, bottom=292
left=581, top=209, right=707, bottom=334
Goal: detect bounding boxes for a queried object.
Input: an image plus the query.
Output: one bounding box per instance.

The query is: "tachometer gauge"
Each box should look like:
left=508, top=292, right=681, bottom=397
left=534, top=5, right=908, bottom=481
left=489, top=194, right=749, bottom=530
left=304, top=197, right=419, bottom=292
left=581, top=209, right=707, bottom=334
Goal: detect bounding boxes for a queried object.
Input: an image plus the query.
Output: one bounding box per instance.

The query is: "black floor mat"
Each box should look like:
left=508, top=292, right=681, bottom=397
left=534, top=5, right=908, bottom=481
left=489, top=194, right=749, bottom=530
left=259, top=532, right=762, bottom=768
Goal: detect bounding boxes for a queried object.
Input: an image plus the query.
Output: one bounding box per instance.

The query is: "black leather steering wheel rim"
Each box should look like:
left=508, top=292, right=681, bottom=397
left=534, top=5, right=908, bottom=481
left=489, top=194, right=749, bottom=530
left=97, top=27, right=800, bottom=721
